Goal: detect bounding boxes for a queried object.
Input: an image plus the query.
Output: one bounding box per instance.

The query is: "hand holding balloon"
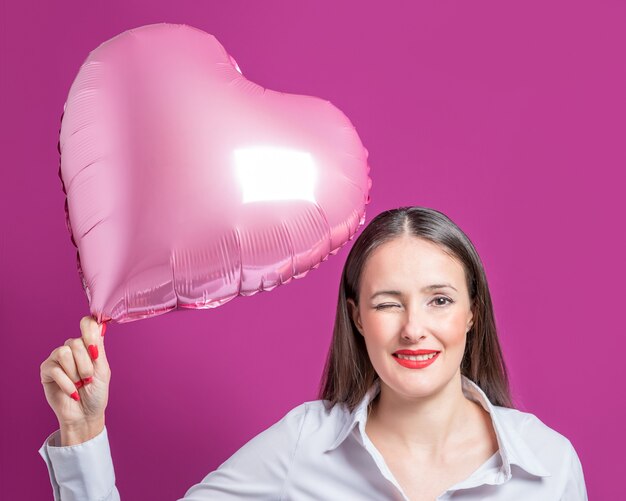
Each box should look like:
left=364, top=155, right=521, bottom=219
left=40, top=318, right=110, bottom=445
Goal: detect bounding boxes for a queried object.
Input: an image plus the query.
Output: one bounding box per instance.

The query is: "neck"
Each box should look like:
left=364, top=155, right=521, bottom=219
left=367, top=370, right=475, bottom=457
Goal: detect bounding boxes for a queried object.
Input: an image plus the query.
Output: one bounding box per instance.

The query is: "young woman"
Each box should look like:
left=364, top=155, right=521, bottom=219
left=39, top=206, right=588, bottom=500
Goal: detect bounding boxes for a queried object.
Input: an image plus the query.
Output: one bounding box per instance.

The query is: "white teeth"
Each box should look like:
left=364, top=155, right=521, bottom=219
left=396, top=353, right=437, bottom=361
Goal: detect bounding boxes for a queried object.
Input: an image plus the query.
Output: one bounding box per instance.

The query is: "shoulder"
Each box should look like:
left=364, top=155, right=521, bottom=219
left=491, top=405, right=585, bottom=476
left=185, top=399, right=348, bottom=498
left=492, top=405, right=573, bottom=451
left=275, top=397, right=350, bottom=444
left=492, top=406, right=587, bottom=497
left=230, top=397, right=348, bottom=456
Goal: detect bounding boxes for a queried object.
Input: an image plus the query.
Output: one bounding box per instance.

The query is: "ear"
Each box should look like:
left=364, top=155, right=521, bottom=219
left=347, top=298, right=364, bottom=336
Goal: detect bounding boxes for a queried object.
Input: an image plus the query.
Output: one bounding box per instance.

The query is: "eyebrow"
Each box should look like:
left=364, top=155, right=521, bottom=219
left=369, top=284, right=457, bottom=300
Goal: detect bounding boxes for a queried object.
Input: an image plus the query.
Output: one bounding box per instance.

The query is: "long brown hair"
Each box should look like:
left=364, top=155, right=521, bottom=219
left=318, top=206, right=513, bottom=411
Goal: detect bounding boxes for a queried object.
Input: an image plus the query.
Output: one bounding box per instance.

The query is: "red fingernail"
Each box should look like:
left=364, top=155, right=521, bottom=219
left=74, top=380, right=84, bottom=389
left=88, top=345, right=99, bottom=360
left=70, top=391, right=80, bottom=401
left=101, top=322, right=107, bottom=337
left=82, top=376, right=93, bottom=385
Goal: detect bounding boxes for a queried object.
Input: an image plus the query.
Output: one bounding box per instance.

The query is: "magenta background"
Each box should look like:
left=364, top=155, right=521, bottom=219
left=1, top=1, right=624, bottom=499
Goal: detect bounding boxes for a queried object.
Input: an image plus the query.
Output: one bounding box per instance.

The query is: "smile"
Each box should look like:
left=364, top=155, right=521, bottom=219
left=395, top=353, right=437, bottom=361
left=392, top=351, right=440, bottom=369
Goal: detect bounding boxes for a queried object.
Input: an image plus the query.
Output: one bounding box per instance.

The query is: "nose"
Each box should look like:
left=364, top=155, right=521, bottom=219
left=400, top=306, right=427, bottom=342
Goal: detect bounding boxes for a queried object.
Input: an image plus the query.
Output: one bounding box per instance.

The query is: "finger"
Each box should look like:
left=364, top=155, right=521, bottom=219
left=41, top=358, right=81, bottom=401
left=52, top=345, right=84, bottom=392
left=63, top=338, right=95, bottom=387
left=79, top=316, right=108, bottom=368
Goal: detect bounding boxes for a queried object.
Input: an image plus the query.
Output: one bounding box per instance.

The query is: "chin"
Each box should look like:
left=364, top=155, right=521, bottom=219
left=381, top=373, right=434, bottom=397
left=381, top=365, right=456, bottom=399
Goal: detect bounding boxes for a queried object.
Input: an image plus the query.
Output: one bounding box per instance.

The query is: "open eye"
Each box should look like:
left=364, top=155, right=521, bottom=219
left=431, top=296, right=453, bottom=307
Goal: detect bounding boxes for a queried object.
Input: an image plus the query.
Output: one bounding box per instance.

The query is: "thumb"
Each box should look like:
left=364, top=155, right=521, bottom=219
left=80, top=316, right=110, bottom=373
left=96, top=320, right=109, bottom=360
left=91, top=320, right=110, bottom=377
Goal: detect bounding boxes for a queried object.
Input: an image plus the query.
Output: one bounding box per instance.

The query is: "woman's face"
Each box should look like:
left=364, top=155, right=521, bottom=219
left=348, top=235, right=474, bottom=400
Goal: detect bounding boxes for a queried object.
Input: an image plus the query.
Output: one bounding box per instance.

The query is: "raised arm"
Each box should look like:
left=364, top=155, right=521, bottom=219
left=39, top=316, right=119, bottom=500
left=39, top=317, right=309, bottom=500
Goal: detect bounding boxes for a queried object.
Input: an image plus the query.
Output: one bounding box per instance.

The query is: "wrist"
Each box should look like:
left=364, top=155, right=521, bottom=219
left=59, top=416, right=105, bottom=446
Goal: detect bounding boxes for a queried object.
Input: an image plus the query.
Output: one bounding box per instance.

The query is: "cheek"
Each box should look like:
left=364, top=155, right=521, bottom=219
left=361, top=311, right=400, bottom=341
left=433, top=312, right=470, bottom=347
left=359, top=313, right=394, bottom=355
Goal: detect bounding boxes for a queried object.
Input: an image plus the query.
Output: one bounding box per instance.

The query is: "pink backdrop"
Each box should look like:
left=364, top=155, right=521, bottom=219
left=1, top=1, right=624, bottom=499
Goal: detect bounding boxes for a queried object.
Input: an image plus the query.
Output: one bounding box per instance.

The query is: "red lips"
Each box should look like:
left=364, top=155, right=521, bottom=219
left=392, top=349, right=441, bottom=370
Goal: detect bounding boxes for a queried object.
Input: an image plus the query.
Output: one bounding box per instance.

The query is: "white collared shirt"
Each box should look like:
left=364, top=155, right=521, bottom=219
left=39, top=375, right=587, bottom=500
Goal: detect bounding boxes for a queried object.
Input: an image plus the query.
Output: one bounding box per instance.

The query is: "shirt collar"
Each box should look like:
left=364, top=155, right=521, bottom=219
left=324, top=375, right=551, bottom=479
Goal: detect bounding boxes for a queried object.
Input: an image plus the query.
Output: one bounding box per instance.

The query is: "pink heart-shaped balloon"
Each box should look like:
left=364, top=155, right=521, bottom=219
left=59, top=23, right=371, bottom=323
